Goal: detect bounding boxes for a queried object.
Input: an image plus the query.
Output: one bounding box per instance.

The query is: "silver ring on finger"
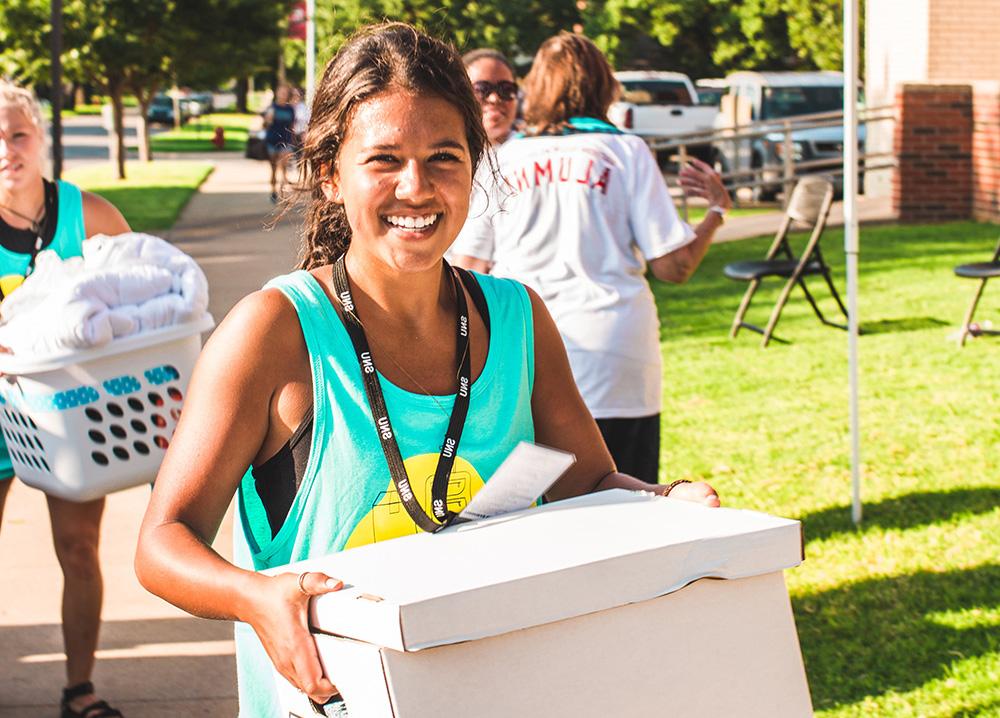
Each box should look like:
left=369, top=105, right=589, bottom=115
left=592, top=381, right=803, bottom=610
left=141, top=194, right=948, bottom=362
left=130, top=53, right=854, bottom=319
left=297, top=571, right=310, bottom=596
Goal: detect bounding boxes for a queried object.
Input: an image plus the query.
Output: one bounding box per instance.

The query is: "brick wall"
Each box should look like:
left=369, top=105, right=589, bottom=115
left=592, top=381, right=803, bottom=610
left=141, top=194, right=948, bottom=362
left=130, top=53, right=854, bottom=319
left=972, top=82, right=1000, bottom=222
left=893, top=84, right=973, bottom=222
left=928, top=0, right=1000, bottom=82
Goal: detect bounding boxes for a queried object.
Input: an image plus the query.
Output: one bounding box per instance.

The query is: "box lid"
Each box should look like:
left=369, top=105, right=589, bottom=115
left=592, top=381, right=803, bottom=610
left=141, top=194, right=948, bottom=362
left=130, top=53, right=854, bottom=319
left=278, top=490, right=803, bottom=652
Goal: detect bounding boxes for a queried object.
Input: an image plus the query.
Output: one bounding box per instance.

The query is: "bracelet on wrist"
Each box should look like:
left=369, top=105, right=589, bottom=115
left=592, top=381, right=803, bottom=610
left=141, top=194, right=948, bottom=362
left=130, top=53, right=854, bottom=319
left=663, top=479, right=692, bottom=497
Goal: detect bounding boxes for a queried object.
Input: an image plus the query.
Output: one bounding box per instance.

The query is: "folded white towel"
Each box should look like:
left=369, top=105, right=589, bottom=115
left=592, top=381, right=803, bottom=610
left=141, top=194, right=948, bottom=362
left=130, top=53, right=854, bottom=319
left=0, top=233, right=209, bottom=356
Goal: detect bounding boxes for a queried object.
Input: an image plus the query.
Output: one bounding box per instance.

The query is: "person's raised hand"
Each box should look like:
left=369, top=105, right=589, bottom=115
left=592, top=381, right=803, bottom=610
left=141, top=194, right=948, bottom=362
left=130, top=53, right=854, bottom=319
left=247, top=571, right=345, bottom=704
left=666, top=480, right=721, bottom=508
left=679, top=158, right=731, bottom=211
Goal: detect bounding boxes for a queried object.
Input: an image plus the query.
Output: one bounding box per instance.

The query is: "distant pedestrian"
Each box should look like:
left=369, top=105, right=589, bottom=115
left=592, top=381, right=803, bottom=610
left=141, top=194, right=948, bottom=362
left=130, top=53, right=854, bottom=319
left=263, top=85, right=296, bottom=203
left=291, top=87, right=309, bottom=155
left=452, top=33, right=733, bottom=484
left=0, top=79, right=130, bottom=718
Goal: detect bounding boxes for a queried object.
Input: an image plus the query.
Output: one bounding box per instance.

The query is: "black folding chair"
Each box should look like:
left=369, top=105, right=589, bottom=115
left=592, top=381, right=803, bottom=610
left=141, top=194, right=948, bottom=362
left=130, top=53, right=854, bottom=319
left=724, top=176, right=847, bottom=347
left=954, top=235, right=1000, bottom=346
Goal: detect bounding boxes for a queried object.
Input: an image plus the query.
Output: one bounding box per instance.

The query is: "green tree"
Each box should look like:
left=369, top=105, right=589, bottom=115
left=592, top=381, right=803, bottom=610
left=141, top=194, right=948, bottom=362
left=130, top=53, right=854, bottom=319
left=307, top=0, right=579, bottom=72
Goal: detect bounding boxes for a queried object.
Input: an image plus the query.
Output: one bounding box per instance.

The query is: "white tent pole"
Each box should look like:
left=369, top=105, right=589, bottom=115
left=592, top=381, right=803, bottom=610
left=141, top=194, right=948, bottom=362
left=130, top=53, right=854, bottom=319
left=844, top=0, right=862, bottom=524
left=306, top=0, right=316, bottom=106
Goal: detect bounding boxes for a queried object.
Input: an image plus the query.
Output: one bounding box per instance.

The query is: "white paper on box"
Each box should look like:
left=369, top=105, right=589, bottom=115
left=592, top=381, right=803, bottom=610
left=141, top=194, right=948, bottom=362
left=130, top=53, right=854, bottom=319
left=458, top=441, right=575, bottom=520
left=275, top=490, right=804, bottom=653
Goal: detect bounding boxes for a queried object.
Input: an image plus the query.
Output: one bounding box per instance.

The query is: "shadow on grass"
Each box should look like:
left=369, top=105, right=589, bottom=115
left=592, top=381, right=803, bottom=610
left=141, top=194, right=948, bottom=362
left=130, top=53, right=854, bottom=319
left=797, top=488, right=1000, bottom=544
left=795, top=564, right=1000, bottom=711
left=652, top=222, right=1000, bottom=341
left=859, top=316, right=950, bottom=335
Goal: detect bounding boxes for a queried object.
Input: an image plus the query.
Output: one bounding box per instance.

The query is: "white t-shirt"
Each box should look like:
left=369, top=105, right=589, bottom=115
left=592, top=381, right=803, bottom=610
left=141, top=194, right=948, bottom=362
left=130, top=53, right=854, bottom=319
left=451, top=130, right=695, bottom=418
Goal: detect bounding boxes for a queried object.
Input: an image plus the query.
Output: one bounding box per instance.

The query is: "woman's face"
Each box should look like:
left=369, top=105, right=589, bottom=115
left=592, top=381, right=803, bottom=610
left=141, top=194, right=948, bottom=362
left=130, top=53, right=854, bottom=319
left=0, top=105, right=44, bottom=195
left=326, top=90, right=473, bottom=273
left=467, top=58, right=517, bottom=145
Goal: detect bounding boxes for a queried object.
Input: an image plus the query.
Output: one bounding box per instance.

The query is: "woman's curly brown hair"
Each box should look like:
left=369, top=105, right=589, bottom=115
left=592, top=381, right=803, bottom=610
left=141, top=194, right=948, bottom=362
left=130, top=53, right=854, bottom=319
left=296, top=22, right=489, bottom=269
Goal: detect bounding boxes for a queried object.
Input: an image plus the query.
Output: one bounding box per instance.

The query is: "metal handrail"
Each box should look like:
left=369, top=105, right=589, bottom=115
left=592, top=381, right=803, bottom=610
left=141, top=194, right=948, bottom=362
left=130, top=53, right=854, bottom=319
left=642, top=105, right=896, bottom=151
left=648, top=104, right=898, bottom=212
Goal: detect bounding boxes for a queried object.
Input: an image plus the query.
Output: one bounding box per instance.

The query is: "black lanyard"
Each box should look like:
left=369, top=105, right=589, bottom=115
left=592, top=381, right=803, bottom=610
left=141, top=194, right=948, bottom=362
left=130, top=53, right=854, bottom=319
left=331, top=255, right=476, bottom=533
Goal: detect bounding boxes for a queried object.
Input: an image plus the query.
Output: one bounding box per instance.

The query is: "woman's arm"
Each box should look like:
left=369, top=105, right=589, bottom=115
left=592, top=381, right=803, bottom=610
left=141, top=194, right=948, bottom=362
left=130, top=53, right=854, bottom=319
left=527, top=288, right=719, bottom=506
left=648, top=159, right=731, bottom=284
left=135, top=289, right=341, bottom=702
left=81, top=190, right=131, bottom=237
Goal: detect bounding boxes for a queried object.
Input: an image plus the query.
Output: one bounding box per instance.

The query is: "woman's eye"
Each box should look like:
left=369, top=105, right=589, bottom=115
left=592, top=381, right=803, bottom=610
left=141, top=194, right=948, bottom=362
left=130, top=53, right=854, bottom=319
left=431, top=152, right=461, bottom=163
left=367, top=154, right=398, bottom=164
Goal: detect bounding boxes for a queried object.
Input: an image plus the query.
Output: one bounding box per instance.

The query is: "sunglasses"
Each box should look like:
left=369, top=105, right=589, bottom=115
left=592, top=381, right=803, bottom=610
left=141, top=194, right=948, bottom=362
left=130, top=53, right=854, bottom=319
left=472, top=80, right=518, bottom=102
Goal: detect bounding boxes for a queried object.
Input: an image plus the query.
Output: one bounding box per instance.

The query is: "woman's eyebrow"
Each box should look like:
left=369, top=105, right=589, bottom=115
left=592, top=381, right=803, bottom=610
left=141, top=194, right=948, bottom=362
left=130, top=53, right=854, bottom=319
left=364, top=139, right=466, bottom=152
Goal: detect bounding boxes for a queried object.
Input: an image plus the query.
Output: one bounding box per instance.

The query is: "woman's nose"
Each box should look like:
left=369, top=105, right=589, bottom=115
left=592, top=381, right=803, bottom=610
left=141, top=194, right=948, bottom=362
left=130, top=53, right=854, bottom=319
left=396, top=160, right=433, bottom=202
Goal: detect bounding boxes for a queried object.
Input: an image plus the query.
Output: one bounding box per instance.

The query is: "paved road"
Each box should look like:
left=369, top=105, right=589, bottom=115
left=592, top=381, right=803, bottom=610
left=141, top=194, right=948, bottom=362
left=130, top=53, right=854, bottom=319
left=0, top=156, right=298, bottom=717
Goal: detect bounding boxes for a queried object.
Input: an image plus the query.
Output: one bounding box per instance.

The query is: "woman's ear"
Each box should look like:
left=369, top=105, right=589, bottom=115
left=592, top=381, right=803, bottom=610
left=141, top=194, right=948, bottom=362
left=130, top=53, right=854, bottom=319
left=321, top=170, right=342, bottom=204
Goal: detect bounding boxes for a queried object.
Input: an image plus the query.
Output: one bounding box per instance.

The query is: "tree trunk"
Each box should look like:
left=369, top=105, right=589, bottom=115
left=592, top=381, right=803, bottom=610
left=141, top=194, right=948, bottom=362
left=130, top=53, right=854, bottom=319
left=108, top=83, right=127, bottom=180
left=235, top=76, right=249, bottom=114
left=133, top=85, right=156, bottom=163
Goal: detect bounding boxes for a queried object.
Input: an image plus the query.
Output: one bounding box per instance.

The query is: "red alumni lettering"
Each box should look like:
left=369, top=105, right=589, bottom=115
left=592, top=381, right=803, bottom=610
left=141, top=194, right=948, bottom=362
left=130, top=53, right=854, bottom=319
left=504, top=155, right=612, bottom=195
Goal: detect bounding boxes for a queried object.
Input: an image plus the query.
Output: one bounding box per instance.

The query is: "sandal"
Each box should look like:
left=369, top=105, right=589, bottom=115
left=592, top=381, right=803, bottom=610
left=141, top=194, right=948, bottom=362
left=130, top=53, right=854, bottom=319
left=60, top=681, right=124, bottom=718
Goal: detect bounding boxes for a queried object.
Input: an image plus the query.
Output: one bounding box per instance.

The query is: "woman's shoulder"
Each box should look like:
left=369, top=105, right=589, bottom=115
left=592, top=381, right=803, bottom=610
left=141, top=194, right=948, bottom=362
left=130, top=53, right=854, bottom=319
left=79, top=188, right=130, bottom=237
left=203, top=286, right=308, bottom=373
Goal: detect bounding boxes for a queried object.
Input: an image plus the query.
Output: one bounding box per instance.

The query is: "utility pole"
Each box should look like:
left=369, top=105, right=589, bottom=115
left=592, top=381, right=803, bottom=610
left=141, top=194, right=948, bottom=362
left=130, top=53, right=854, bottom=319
left=50, top=0, right=64, bottom=180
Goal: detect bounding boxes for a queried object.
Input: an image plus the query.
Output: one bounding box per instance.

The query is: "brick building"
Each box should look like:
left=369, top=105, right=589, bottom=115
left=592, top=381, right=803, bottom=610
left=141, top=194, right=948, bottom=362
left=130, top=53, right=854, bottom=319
left=866, top=0, right=1000, bottom=221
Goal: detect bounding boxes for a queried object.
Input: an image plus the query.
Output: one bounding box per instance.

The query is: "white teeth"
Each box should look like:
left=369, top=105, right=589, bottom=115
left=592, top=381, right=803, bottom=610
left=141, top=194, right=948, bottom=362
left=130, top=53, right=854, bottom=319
left=386, top=214, right=438, bottom=230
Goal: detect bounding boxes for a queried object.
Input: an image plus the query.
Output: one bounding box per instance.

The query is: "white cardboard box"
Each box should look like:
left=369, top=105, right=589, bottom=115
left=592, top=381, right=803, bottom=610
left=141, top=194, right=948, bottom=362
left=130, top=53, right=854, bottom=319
left=272, top=490, right=813, bottom=717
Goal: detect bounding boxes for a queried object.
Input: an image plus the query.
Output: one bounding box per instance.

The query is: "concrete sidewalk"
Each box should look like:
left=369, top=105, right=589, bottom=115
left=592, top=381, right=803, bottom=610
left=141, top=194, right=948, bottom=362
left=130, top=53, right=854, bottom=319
left=0, top=156, right=299, bottom=718
left=714, top=193, right=896, bottom=244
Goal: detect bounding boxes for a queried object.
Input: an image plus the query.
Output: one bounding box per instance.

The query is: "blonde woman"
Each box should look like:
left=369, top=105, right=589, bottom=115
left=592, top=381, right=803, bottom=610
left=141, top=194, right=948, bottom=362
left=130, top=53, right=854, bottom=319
left=0, top=80, right=129, bottom=718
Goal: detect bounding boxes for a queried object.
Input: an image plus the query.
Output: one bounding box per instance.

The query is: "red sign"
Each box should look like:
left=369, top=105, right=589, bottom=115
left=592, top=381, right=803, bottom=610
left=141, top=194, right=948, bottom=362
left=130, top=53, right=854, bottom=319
left=288, top=1, right=307, bottom=40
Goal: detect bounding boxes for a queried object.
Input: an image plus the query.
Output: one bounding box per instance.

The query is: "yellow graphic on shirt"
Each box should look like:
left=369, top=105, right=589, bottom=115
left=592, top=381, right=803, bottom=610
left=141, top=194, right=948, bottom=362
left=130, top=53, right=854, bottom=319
left=344, top=453, right=484, bottom=549
left=0, top=274, right=26, bottom=300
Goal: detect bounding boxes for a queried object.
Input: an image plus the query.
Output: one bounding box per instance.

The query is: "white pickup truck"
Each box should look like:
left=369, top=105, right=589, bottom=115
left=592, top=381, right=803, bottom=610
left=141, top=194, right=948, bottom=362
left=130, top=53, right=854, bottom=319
left=608, top=71, right=719, bottom=163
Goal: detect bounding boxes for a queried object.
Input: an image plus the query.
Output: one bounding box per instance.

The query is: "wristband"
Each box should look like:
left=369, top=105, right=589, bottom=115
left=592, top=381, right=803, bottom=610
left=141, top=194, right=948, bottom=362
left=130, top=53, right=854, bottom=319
left=707, top=205, right=728, bottom=222
left=663, top=479, right=692, bottom=497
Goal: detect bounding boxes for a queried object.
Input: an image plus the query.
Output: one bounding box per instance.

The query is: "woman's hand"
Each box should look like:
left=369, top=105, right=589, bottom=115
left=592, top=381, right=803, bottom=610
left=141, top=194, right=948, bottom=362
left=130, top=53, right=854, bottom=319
left=679, top=158, right=731, bottom=210
left=665, top=480, right=721, bottom=507
left=247, top=571, right=345, bottom=704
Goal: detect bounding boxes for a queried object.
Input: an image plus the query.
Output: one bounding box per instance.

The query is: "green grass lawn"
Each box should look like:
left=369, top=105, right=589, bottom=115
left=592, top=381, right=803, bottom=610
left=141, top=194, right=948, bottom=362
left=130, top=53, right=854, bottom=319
left=682, top=205, right=773, bottom=223
left=150, top=113, right=258, bottom=153
left=64, top=161, right=213, bottom=232
left=654, top=221, right=999, bottom=716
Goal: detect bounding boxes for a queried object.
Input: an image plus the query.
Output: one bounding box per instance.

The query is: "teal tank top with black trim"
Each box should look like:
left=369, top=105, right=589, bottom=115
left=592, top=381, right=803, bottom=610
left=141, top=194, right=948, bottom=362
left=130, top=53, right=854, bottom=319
left=0, top=180, right=86, bottom=480
left=232, top=268, right=536, bottom=717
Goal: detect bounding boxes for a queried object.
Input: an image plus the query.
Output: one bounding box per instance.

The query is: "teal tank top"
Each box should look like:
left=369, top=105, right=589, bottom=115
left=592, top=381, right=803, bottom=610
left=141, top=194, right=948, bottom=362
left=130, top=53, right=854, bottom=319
left=0, top=180, right=86, bottom=278
left=233, top=268, right=536, bottom=717
left=0, top=180, right=86, bottom=480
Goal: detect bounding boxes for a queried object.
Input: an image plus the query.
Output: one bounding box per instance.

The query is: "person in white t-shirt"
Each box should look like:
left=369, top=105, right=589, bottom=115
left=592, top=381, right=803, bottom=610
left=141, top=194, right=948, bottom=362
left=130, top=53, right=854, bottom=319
left=451, top=32, right=731, bottom=484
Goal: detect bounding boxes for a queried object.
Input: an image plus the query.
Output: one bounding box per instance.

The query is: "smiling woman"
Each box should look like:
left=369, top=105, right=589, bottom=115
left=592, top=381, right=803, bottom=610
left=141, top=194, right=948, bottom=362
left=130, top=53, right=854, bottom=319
left=134, top=22, right=720, bottom=718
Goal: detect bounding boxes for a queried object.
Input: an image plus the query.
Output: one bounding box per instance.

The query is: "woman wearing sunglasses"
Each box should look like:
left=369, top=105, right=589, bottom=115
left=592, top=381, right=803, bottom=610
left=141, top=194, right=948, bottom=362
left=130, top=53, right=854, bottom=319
left=464, top=49, right=519, bottom=147
left=448, top=49, right=521, bottom=273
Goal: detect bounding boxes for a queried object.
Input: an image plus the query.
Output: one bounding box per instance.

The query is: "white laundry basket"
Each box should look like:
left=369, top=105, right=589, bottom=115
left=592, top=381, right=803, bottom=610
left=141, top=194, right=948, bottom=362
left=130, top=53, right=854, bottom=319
left=0, top=315, right=214, bottom=501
